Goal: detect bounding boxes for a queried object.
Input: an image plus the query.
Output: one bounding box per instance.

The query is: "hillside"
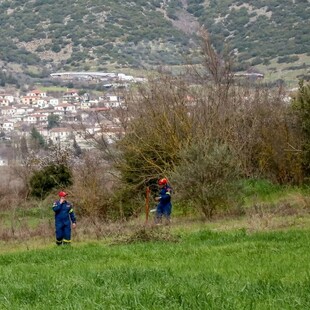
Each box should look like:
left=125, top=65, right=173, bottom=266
left=0, top=0, right=309, bottom=83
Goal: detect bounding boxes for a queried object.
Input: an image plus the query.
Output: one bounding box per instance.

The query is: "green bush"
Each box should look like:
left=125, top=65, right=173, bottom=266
left=29, top=164, right=72, bottom=199
left=171, top=140, right=241, bottom=219
left=277, top=55, right=299, bottom=64
left=292, top=81, right=310, bottom=180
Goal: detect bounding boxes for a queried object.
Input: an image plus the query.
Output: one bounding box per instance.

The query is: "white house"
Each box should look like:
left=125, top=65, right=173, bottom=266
left=25, top=115, right=39, bottom=124
left=21, top=95, right=38, bottom=105
left=0, top=98, right=9, bottom=106
left=37, top=127, right=50, bottom=139
left=80, top=101, right=93, bottom=109
left=54, top=104, right=76, bottom=113
left=11, top=114, right=24, bottom=122
left=1, top=120, right=14, bottom=131
left=25, top=114, right=48, bottom=125
left=101, top=94, right=123, bottom=108
left=0, top=106, right=16, bottom=116
left=36, top=98, right=49, bottom=108
left=80, top=99, right=98, bottom=109
left=14, top=105, right=34, bottom=115
left=63, top=89, right=80, bottom=103
left=14, top=105, right=28, bottom=115
left=49, top=127, right=73, bottom=144
left=79, top=107, right=110, bottom=120
left=0, top=157, right=8, bottom=166
left=0, top=94, right=15, bottom=104
left=94, top=126, right=124, bottom=144
left=49, top=98, right=59, bottom=106
left=26, top=89, right=47, bottom=98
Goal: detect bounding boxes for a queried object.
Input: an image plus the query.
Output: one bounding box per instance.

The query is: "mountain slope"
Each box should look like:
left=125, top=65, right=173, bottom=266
left=0, top=0, right=309, bottom=80
left=189, top=0, right=310, bottom=65
left=0, top=0, right=194, bottom=71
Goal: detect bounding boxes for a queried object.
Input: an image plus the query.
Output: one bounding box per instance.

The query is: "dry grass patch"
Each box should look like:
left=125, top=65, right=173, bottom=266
left=110, top=226, right=180, bottom=245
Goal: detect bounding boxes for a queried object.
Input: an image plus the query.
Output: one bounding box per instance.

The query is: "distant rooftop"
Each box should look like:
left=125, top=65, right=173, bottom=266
left=50, top=72, right=117, bottom=78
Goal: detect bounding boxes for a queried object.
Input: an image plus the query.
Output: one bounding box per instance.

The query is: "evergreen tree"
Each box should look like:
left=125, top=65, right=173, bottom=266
left=47, top=115, right=60, bottom=129
left=20, top=136, right=28, bottom=160
left=73, top=138, right=82, bottom=157
left=29, top=164, right=72, bottom=199
left=30, top=127, right=46, bottom=150
left=292, top=81, right=310, bottom=180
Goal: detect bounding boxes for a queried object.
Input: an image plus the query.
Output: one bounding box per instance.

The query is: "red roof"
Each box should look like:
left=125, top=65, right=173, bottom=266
left=29, top=89, right=43, bottom=94
left=88, top=107, right=110, bottom=112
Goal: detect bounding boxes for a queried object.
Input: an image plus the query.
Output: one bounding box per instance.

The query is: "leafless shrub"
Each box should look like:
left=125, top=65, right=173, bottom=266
left=0, top=166, right=26, bottom=210
left=72, top=217, right=125, bottom=241
left=184, top=30, right=303, bottom=184
left=117, top=74, right=194, bottom=188
left=246, top=198, right=310, bottom=232
left=70, top=151, right=117, bottom=220
left=191, top=28, right=234, bottom=92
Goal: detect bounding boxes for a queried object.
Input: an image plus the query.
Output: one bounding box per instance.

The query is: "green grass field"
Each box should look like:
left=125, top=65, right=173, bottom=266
left=1, top=179, right=310, bottom=309
left=1, top=226, right=310, bottom=309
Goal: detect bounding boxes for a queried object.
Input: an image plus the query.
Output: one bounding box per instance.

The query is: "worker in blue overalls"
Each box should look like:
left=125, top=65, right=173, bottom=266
left=52, top=191, right=77, bottom=245
left=155, top=178, right=172, bottom=225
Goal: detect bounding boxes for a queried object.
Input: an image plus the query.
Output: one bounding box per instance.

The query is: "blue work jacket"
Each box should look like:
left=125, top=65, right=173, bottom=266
left=52, top=200, right=76, bottom=225
left=157, top=185, right=172, bottom=208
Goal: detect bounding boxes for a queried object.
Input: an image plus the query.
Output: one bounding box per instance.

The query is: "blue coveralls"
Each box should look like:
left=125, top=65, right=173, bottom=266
left=52, top=200, right=76, bottom=245
left=156, top=185, right=172, bottom=222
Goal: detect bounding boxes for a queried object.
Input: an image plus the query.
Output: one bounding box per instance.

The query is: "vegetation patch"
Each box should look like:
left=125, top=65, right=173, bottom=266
left=111, top=226, right=180, bottom=245
left=0, top=228, right=310, bottom=309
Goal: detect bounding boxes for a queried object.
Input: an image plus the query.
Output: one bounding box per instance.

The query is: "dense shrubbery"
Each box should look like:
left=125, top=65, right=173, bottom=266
left=29, top=164, right=72, bottom=199
left=292, top=81, right=310, bottom=180
left=10, top=75, right=310, bottom=220
left=111, top=35, right=307, bottom=219
left=278, top=56, right=299, bottom=64
left=171, top=140, right=241, bottom=218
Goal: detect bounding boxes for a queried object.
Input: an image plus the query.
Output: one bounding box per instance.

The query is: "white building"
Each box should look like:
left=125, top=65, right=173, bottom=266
left=36, top=98, right=49, bottom=108
left=0, top=157, right=8, bottom=166
left=1, top=120, right=14, bottom=131
left=0, top=106, right=16, bottom=116
left=26, top=89, right=47, bottom=98
left=49, top=98, right=60, bottom=106
left=49, top=127, right=73, bottom=144
left=54, top=104, right=76, bottom=113
left=0, top=94, right=15, bottom=104
left=25, top=114, right=48, bottom=125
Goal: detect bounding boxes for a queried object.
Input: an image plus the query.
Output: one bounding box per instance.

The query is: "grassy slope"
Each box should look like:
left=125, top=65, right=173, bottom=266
left=0, top=226, right=310, bottom=309
left=256, top=54, right=310, bottom=87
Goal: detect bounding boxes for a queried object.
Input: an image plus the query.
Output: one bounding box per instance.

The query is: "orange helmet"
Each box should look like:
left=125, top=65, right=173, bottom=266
left=58, top=191, right=68, bottom=197
left=158, top=178, right=168, bottom=186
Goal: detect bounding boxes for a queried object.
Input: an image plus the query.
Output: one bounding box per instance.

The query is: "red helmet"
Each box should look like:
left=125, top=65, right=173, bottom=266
left=58, top=191, right=68, bottom=197
left=158, top=178, right=168, bottom=186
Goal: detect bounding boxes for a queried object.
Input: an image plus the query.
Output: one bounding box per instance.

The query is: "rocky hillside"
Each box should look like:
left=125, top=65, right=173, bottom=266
left=0, top=0, right=309, bottom=81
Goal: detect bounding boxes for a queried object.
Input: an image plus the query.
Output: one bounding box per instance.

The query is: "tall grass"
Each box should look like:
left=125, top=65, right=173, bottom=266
left=0, top=228, right=309, bottom=309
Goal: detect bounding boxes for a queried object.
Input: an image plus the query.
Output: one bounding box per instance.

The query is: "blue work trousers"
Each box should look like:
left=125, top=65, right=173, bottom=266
left=55, top=221, right=71, bottom=244
left=156, top=204, right=172, bottom=220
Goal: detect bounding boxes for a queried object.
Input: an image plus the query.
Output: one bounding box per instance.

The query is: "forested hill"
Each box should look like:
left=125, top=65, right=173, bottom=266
left=0, top=0, right=309, bottom=78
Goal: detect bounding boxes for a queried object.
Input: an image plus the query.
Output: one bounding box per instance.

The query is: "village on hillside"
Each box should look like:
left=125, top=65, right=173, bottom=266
left=0, top=72, right=146, bottom=165
left=0, top=69, right=296, bottom=166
